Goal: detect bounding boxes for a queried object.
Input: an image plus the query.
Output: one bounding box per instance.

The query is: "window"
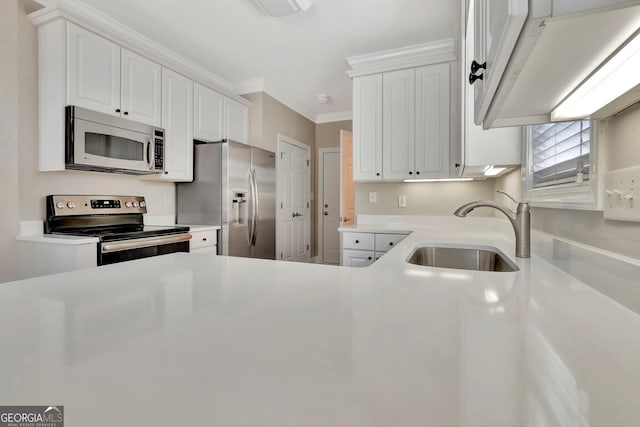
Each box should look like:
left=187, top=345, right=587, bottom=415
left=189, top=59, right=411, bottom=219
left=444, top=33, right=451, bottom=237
left=524, top=120, right=602, bottom=210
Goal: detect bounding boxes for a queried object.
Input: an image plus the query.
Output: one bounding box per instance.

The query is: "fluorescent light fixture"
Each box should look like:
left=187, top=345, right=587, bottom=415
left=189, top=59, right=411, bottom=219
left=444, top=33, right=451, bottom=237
left=483, top=166, right=507, bottom=176
left=551, top=30, right=640, bottom=121
left=252, top=0, right=313, bottom=17
left=403, top=178, right=474, bottom=183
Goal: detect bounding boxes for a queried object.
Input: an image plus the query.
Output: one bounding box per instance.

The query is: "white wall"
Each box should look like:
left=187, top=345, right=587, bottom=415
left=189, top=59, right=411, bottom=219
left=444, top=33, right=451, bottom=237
left=355, top=180, right=497, bottom=216
left=0, top=1, right=176, bottom=283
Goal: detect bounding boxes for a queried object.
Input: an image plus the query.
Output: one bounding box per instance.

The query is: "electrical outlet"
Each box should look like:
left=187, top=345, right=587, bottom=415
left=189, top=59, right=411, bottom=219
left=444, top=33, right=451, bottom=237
left=369, top=192, right=377, bottom=203
left=398, top=195, right=407, bottom=208
left=604, top=166, right=639, bottom=222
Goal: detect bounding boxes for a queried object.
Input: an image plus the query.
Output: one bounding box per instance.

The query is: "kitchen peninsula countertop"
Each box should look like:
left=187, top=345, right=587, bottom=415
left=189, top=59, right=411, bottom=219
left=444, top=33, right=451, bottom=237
left=2, top=217, right=640, bottom=426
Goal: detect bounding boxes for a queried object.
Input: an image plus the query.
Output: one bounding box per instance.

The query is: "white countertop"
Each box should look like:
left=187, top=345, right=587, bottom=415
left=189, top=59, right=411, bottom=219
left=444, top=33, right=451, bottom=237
left=2, top=217, right=640, bottom=426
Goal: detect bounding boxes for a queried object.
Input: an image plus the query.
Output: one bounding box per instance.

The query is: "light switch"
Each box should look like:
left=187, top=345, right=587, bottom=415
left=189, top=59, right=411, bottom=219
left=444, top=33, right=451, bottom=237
left=398, top=195, right=406, bottom=208
left=604, top=166, right=640, bottom=222
left=369, top=192, right=377, bottom=203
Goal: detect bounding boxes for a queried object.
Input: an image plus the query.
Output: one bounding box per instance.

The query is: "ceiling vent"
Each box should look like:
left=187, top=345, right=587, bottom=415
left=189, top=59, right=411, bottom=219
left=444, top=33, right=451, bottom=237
left=252, top=0, right=313, bottom=17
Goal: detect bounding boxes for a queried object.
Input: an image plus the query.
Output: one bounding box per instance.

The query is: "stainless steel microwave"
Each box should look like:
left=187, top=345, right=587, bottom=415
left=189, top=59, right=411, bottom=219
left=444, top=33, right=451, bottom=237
left=65, top=106, right=164, bottom=175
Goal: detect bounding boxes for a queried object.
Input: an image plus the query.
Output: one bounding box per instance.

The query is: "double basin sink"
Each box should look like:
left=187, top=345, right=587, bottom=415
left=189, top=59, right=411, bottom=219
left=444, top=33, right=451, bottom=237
left=406, top=245, right=519, bottom=272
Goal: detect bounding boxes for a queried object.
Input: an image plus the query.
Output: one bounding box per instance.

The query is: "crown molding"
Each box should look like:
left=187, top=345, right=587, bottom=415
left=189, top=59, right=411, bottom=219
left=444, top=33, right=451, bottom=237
left=346, top=39, right=456, bottom=78
left=262, top=82, right=317, bottom=123
left=232, top=77, right=265, bottom=95
left=315, top=111, right=352, bottom=124
left=28, top=0, right=253, bottom=104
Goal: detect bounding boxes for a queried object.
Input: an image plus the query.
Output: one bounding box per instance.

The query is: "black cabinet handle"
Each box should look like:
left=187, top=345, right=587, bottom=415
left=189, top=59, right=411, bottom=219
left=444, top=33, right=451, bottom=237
left=368, top=256, right=372, bottom=260
left=202, top=238, right=207, bottom=241
left=355, top=240, right=359, bottom=244
left=455, top=163, right=461, bottom=168
left=416, top=171, right=420, bottom=175
left=469, top=72, right=484, bottom=85
left=470, top=60, right=486, bottom=74
left=115, top=108, right=121, bottom=113
left=124, top=111, right=129, bottom=115
left=376, top=172, right=380, bottom=176
left=389, top=242, right=393, bottom=246
left=409, top=171, right=413, bottom=175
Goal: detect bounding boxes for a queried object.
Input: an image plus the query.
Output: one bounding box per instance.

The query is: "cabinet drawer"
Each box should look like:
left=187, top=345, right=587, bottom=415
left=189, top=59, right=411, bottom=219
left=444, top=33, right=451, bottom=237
left=342, top=249, right=375, bottom=267
left=191, top=246, right=217, bottom=255
left=375, top=233, right=407, bottom=252
left=342, top=232, right=374, bottom=250
left=190, top=230, right=217, bottom=250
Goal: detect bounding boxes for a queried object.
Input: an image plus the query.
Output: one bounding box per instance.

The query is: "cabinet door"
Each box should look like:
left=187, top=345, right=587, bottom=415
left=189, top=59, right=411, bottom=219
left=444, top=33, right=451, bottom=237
left=473, top=0, right=527, bottom=125
left=415, top=63, right=450, bottom=177
left=120, top=49, right=161, bottom=127
left=193, top=83, right=223, bottom=142
left=353, top=75, right=383, bottom=182
left=224, top=97, right=249, bottom=144
left=162, top=69, right=193, bottom=182
left=383, top=69, right=415, bottom=181
left=67, top=23, right=120, bottom=116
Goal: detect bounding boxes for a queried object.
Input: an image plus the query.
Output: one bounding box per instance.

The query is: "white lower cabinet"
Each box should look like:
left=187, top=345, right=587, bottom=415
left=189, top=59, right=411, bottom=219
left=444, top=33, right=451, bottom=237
left=17, top=240, right=97, bottom=279
left=189, top=229, right=217, bottom=255
left=341, top=231, right=408, bottom=267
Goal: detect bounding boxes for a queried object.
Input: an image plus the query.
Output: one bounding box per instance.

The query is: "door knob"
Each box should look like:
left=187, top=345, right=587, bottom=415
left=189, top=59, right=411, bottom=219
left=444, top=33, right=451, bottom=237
left=324, top=204, right=328, bottom=208
left=323, top=211, right=328, bottom=216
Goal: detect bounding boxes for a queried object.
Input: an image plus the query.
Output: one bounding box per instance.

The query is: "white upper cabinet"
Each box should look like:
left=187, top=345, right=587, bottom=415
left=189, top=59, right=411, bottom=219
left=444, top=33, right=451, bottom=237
left=459, top=0, right=520, bottom=177
left=67, top=22, right=121, bottom=117
left=224, top=97, right=249, bottom=144
left=67, top=23, right=161, bottom=127
left=355, top=64, right=450, bottom=182
left=415, top=63, right=450, bottom=178
left=353, top=74, right=383, bottom=182
left=382, top=69, right=415, bottom=181
left=194, top=83, right=223, bottom=142
left=120, top=49, right=162, bottom=127
left=472, top=0, right=527, bottom=126
left=471, top=0, right=640, bottom=128
left=161, top=68, right=193, bottom=182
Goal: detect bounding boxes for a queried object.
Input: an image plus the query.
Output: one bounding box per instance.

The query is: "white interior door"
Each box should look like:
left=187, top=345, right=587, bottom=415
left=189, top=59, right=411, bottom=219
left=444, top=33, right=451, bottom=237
left=277, top=136, right=310, bottom=262
left=321, top=150, right=340, bottom=264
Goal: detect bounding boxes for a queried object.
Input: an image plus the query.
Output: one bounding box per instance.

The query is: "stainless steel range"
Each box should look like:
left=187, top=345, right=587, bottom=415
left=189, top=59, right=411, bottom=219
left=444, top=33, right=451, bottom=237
left=45, top=195, right=191, bottom=265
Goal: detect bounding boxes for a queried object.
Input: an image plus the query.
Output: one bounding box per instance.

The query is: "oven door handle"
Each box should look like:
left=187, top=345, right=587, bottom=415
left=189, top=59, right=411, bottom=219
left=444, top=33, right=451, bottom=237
left=101, top=233, right=192, bottom=254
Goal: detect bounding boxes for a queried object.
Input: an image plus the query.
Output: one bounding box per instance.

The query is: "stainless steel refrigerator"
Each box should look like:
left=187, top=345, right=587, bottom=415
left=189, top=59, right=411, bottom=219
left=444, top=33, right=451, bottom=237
left=177, top=141, right=276, bottom=259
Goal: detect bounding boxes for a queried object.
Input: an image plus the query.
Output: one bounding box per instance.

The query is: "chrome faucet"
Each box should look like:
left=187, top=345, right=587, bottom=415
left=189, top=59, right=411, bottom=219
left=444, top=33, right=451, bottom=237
left=453, top=191, right=531, bottom=258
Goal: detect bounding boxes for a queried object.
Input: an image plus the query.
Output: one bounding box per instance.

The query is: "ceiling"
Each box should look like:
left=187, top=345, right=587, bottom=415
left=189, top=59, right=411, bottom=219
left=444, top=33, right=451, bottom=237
left=51, top=0, right=458, bottom=122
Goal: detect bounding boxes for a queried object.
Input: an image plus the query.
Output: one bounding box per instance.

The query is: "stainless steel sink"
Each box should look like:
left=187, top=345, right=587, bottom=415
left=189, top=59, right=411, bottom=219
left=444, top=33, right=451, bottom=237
left=406, top=245, right=519, bottom=272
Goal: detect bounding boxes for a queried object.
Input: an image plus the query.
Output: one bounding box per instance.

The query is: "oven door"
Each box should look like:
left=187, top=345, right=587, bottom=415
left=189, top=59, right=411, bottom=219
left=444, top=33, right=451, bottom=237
left=98, top=234, right=192, bottom=266
left=69, top=117, right=156, bottom=174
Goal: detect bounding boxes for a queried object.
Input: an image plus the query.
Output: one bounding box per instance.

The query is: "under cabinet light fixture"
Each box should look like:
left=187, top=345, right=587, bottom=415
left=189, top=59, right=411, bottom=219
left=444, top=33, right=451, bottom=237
left=252, top=0, right=313, bottom=17
left=551, top=29, right=640, bottom=121
left=403, top=178, right=474, bottom=183
left=483, top=166, right=507, bottom=176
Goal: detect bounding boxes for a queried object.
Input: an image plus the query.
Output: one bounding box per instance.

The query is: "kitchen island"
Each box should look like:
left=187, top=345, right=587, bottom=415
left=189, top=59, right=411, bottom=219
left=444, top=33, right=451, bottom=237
left=2, top=217, right=640, bottom=426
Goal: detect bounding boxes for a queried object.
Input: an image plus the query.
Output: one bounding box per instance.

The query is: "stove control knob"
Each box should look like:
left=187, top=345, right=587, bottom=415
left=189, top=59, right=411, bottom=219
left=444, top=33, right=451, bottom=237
left=125, top=201, right=133, bottom=208
left=140, top=201, right=146, bottom=208
left=67, top=201, right=76, bottom=209
left=56, top=201, right=66, bottom=209
left=132, top=201, right=140, bottom=208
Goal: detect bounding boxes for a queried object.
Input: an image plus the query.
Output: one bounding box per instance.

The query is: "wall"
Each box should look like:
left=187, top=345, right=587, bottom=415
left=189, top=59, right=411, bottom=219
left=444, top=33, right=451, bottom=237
left=316, top=120, right=352, bottom=150
left=0, top=1, right=176, bottom=283
left=242, top=92, right=318, bottom=257
left=0, top=0, right=20, bottom=283
left=493, top=104, right=640, bottom=260
left=355, top=180, right=497, bottom=216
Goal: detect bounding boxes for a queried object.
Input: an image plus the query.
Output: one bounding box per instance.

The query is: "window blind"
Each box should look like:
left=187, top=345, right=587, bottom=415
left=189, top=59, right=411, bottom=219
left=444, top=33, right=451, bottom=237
left=531, top=120, right=590, bottom=187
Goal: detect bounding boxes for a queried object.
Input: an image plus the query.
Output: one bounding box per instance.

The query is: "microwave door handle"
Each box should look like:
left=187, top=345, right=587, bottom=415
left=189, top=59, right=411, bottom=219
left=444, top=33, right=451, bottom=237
left=146, top=137, right=153, bottom=170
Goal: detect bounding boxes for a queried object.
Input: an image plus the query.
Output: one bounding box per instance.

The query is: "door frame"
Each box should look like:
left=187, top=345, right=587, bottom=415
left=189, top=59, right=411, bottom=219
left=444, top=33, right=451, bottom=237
left=276, top=133, right=311, bottom=262
left=316, top=147, right=340, bottom=264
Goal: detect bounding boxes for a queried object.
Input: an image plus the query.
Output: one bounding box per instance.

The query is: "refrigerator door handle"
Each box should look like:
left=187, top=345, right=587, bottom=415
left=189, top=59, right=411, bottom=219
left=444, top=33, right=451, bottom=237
left=251, top=169, right=259, bottom=246
left=247, top=169, right=254, bottom=246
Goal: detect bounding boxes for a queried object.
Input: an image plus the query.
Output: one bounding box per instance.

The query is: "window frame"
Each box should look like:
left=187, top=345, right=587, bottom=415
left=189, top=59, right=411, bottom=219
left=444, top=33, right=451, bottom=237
left=523, top=121, right=604, bottom=211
